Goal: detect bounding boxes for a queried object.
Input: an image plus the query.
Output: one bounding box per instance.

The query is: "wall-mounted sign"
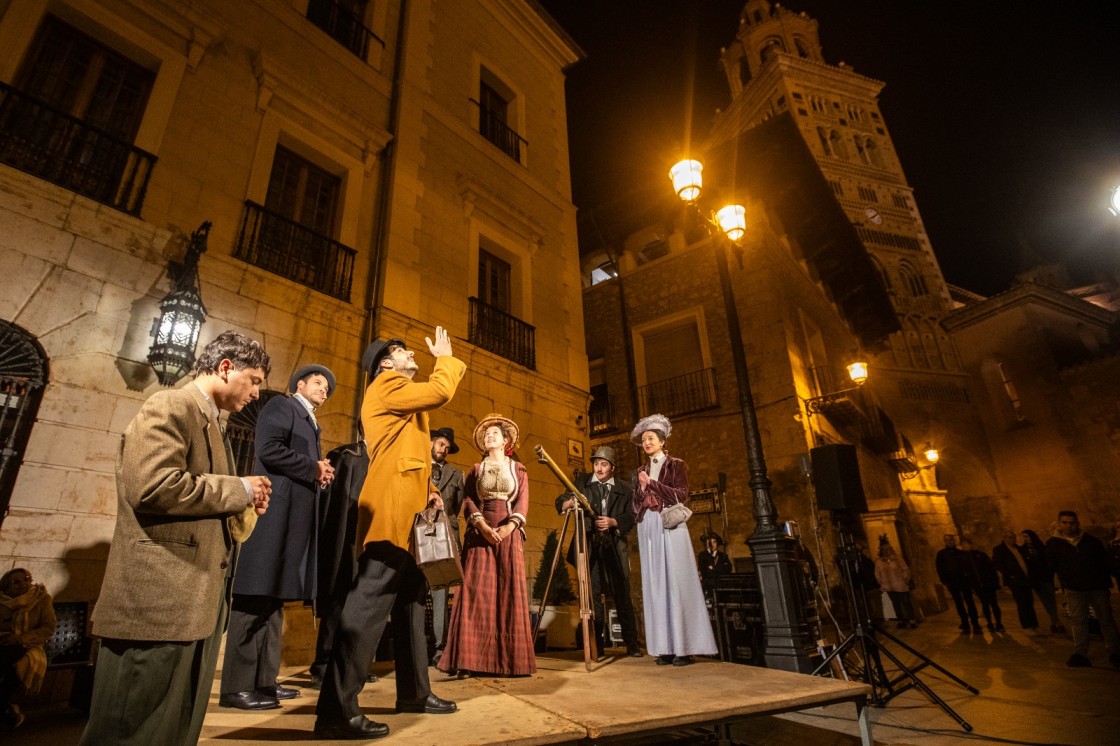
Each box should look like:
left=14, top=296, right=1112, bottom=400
left=689, top=487, right=720, bottom=514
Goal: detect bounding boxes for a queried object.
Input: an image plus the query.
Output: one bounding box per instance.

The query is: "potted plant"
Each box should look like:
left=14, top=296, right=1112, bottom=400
left=530, top=529, right=577, bottom=648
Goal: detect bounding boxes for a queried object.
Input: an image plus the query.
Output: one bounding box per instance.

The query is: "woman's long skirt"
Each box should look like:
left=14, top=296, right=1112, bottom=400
left=637, top=512, right=718, bottom=657
left=437, top=501, right=536, bottom=675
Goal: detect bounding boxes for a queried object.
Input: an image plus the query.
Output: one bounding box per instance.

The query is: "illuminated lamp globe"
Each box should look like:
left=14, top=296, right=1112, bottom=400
left=148, top=287, right=206, bottom=386
left=716, top=205, right=747, bottom=242
left=923, top=444, right=940, bottom=464
left=846, top=361, right=869, bottom=386
left=669, top=159, right=703, bottom=202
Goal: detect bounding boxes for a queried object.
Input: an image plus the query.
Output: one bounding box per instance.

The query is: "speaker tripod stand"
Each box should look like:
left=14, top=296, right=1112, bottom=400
left=813, top=534, right=979, bottom=732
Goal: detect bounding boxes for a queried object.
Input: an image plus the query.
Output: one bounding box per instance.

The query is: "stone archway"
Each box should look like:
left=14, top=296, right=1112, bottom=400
left=0, top=320, right=49, bottom=524
left=226, top=389, right=283, bottom=476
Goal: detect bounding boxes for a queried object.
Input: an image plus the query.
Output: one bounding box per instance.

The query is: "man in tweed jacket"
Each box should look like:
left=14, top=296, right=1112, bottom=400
left=81, top=331, right=272, bottom=746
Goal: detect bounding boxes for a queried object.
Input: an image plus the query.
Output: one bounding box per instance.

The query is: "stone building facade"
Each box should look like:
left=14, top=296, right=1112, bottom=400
left=0, top=0, right=586, bottom=642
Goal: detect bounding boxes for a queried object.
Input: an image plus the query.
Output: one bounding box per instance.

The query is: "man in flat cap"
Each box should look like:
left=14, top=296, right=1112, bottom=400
left=316, top=327, right=464, bottom=740
left=555, top=445, right=642, bottom=658
left=220, top=363, right=336, bottom=710
left=428, top=426, right=464, bottom=666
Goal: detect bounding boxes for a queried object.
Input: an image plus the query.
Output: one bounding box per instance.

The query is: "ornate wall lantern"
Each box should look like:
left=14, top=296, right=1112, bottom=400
left=148, top=222, right=210, bottom=386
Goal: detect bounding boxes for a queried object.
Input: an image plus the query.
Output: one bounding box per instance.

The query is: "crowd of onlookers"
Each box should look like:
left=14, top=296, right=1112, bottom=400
left=934, top=513, right=1119, bottom=668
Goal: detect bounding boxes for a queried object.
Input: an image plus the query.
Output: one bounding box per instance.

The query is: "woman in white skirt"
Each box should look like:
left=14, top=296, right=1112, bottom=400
left=630, top=414, right=717, bottom=666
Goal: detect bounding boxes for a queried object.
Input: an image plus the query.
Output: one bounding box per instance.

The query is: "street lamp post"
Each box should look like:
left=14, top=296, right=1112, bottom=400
left=670, top=160, right=819, bottom=673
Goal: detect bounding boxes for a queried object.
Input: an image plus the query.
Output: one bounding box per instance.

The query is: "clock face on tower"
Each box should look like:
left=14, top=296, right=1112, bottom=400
left=865, top=207, right=882, bottom=225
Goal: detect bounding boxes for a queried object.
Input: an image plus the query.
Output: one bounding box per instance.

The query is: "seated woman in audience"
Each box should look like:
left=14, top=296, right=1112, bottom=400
left=1, top=568, right=56, bottom=731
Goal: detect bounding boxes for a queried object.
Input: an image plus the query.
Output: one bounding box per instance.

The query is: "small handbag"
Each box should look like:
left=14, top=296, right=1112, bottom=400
left=661, top=501, right=692, bottom=530
left=410, top=508, right=463, bottom=588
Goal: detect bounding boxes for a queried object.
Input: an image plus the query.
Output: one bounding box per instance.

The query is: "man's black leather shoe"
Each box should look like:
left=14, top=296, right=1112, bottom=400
left=257, top=684, right=300, bottom=700
left=218, top=691, right=280, bottom=710
left=626, top=645, right=643, bottom=658
left=314, top=716, right=390, bottom=740
left=396, top=693, right=457, bottom=714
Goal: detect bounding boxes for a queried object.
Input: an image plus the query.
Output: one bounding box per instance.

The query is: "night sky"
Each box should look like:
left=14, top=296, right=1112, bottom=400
left=537, top=0, right=1120, bottom=295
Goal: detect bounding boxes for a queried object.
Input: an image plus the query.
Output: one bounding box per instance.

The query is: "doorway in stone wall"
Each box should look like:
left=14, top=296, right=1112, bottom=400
left=0, top=320, right=48, bottom=525
left=226, top=389, right=283, bottom=476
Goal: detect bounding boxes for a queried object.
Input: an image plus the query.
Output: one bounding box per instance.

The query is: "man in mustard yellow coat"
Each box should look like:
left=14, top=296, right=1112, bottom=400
left=315, top=326, right=465, bottom=741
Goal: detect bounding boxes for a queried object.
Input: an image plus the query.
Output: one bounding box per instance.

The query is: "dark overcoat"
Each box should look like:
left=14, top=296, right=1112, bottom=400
left=315, top=440, right=367, bottom=611
left=233, top=395, right=321, bottom=600
left=991, top=543, right=1031, bottom=589
left=433, top=460, right=465, bottom=549
left=555, top=474, right=635, bottom=575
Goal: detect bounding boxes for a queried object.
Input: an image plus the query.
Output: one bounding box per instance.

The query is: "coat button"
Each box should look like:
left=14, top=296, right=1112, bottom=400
left=220, top=561, right=229, bottom=569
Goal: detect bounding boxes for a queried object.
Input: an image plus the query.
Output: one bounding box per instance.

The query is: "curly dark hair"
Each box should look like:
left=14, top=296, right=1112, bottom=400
left=0, top=567, right=31, bottom=593
left=192, top=330, right=271, bottom=376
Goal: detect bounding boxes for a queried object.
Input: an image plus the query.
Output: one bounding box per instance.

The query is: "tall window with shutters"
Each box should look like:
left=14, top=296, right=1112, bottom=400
left=478, top=249, right=512, bottom=312
left=635, top=315, right=718, bottom=417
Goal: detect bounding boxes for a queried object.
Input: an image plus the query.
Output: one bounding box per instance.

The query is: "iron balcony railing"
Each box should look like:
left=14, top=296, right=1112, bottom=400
left=469, top=99, right=527, bottom=162
left=306, top=0, right=383, bottom=60
left=234, top=201, right=356, bottom=302
left=636, top=368, right=718, bottom=418
left=589, top=394, right=617, bottom=434
left=468, top=297, right=535, bottom=369
left=0, top=81, right=156, bottom=216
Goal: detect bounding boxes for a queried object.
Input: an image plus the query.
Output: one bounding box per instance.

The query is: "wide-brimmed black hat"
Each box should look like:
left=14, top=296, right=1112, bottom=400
left=289, top=364, right=335, bottom=395
left=429, top=427, right=460, bottom=454
left=361, top=337, right=405, bottom=375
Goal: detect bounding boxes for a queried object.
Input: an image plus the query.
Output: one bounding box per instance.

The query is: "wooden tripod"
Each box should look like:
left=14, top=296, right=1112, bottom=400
left=533, top=445, right=598, bottom=671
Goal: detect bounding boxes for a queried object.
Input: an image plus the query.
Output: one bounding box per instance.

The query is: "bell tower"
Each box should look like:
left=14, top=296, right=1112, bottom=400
left=710, top=1, right=961, bottom=377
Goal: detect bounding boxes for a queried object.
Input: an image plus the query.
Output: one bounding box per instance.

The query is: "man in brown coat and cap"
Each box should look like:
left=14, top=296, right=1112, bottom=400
left=81, top=331, right=273, bottom=746
left=315, top=326, right=465, bottom=740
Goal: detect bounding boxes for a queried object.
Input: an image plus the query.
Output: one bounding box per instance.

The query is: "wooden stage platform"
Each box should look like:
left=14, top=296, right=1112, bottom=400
left=200, top=653, right=871, bottom=745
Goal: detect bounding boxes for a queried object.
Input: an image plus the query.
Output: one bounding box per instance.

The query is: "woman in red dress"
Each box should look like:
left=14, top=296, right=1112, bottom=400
left=438, top=414, right=536, bottom=676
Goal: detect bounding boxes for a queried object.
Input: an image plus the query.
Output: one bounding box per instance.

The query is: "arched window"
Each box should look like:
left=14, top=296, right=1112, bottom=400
left=898, top=262, right=928, bottom=297
left=816, top=126, right=832, bottom=156
left=906, top=329, right=928, bottom=368
left=866, top=139, right=884, bottom=168
left=760, top=38, right=785, bottom=64
left=920, top=321, right=942, bottom=369
left=226, top=389, right=284, bottom=476
left=829, top=130, right=849, bottom=160
left=794, top=37, right=810, bottom=58
left=854, top=136, right=870, bottom=165
left=939, top=333, right=961, bottom=371
left=870, top=255, right=892, bottom=290
left=0, top=321, right=49, bottom=524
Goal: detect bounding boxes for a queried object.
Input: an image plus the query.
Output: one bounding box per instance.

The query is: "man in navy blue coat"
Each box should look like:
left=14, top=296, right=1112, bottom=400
left=220, top=364, right=336, bottom=709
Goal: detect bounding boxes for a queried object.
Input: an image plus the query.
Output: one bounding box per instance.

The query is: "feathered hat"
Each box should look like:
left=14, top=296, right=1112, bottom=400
left=630, top=413, right=671, bottom=443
